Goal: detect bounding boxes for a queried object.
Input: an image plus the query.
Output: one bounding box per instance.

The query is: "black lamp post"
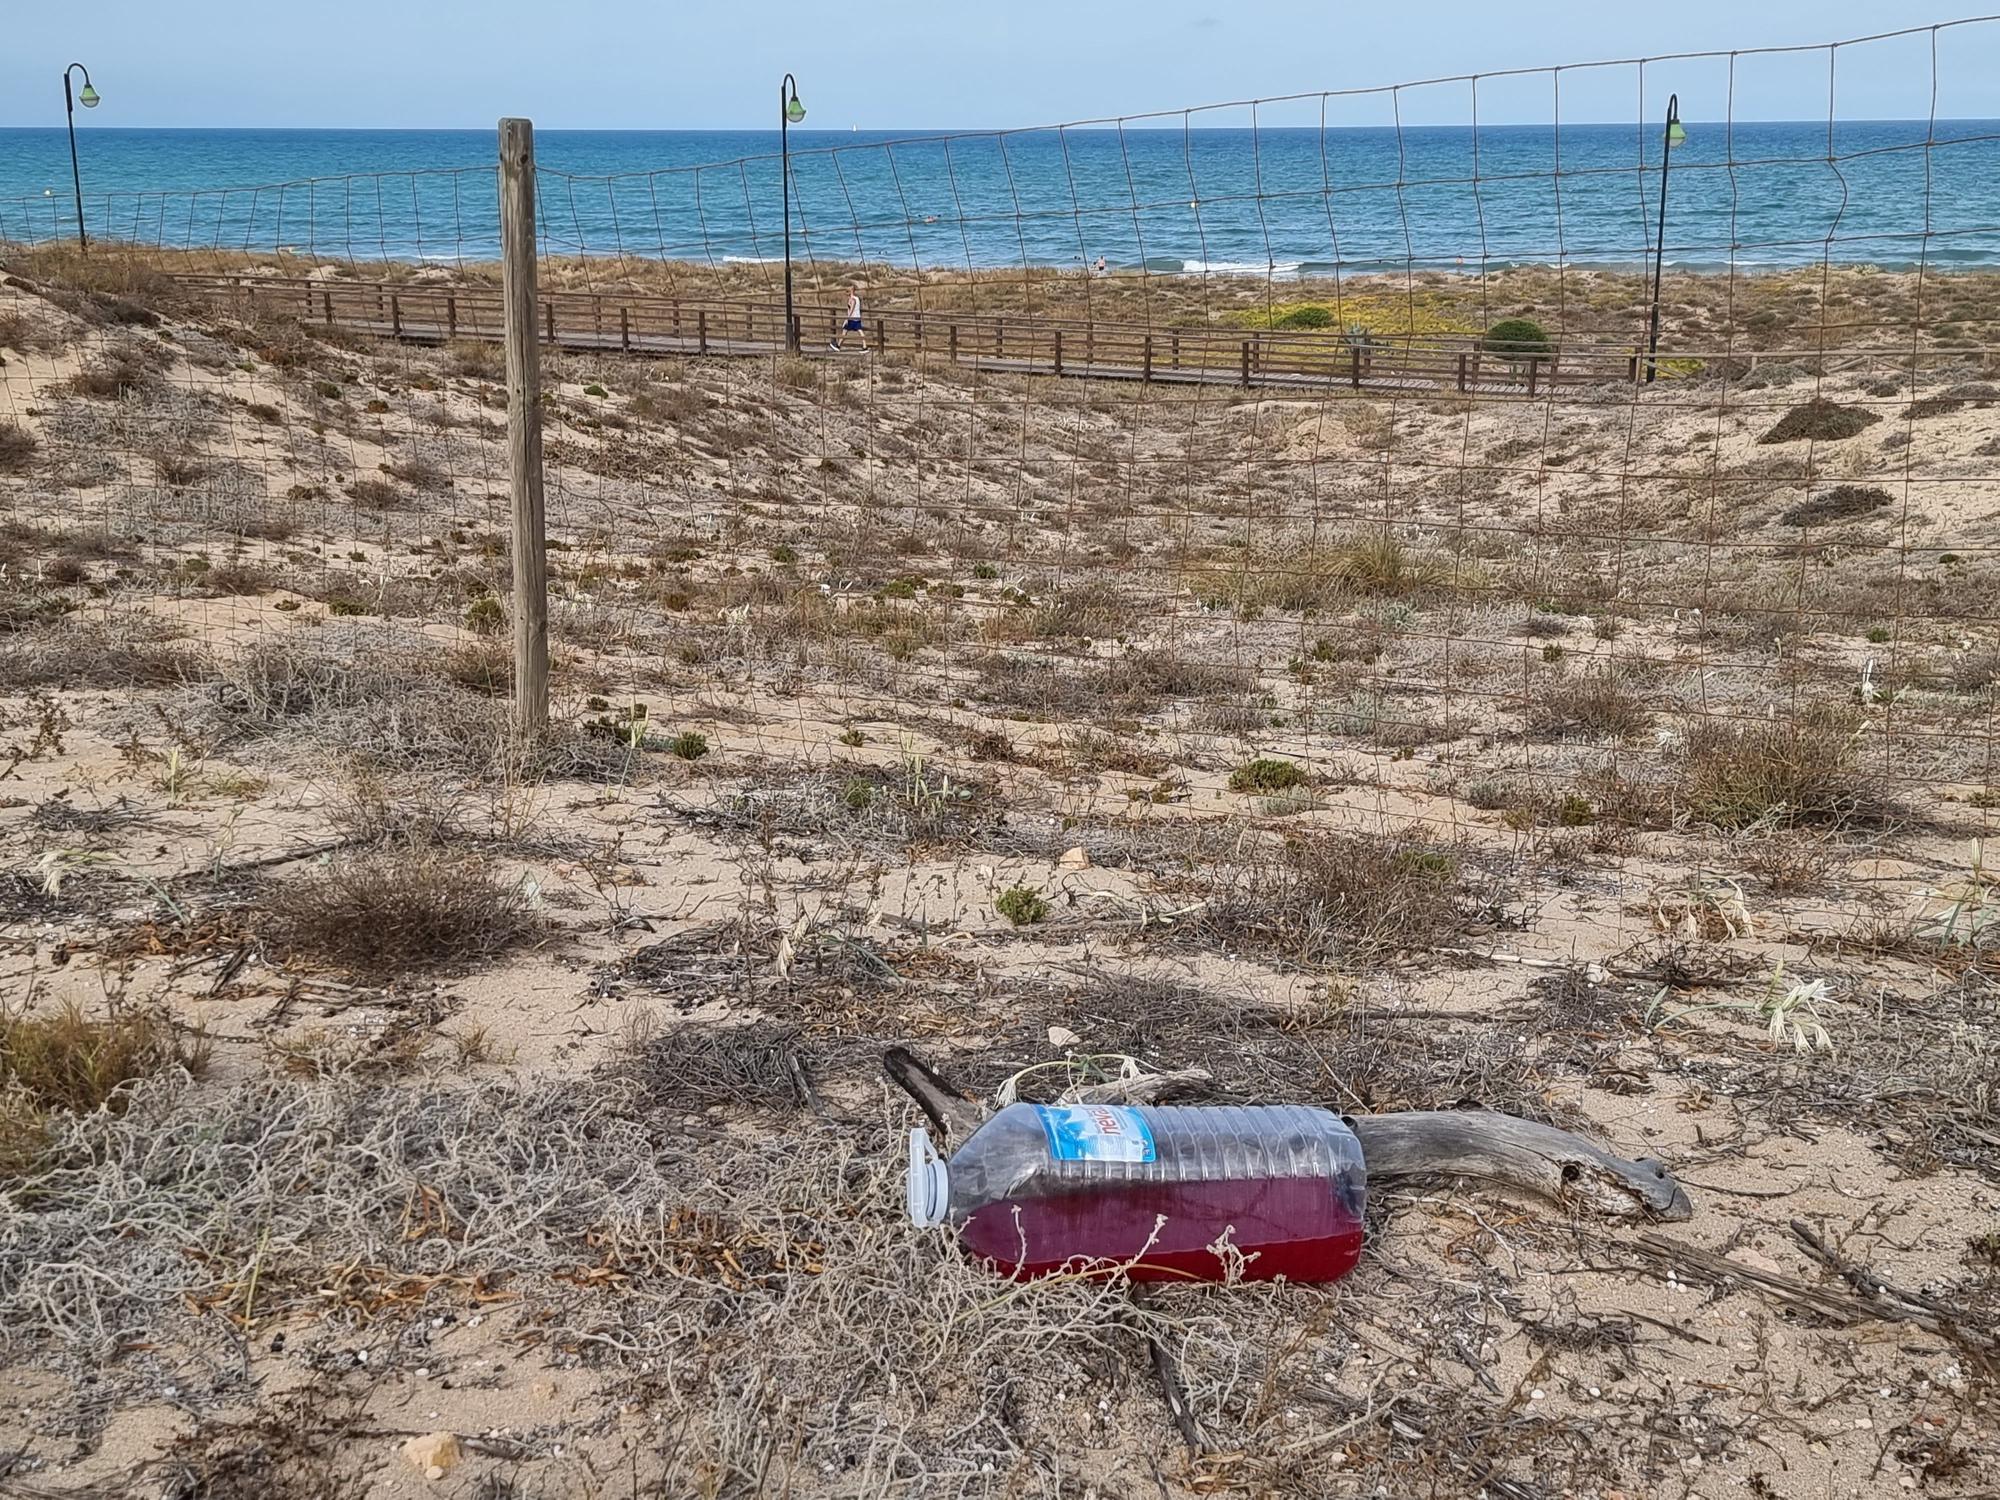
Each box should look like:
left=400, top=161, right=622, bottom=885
left=781, top=73, right=805, bottom=352
left=63, top=62, right=101, bottom=253
left=1644, top=94, right=1685, bottom=384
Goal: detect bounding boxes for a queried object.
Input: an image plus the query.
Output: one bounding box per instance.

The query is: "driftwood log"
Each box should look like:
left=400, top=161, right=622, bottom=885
left=883, top=1047, right=1692, bottom=1222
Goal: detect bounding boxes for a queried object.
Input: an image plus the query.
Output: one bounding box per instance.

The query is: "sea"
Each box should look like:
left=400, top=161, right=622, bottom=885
left=1, top=121, right=1996, bottom=276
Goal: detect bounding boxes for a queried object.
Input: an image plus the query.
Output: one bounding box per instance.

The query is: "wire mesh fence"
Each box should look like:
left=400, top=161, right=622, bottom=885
left=4, top=18, right=2000, bottom=1496
left=0, top=17, right=1996, bottom=940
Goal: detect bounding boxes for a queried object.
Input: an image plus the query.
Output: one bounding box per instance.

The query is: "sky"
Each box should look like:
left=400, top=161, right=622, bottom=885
left=2, top=1, right=1995, bottom=131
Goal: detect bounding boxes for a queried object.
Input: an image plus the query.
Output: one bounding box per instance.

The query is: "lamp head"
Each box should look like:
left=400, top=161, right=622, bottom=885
left=78, top=82, right=101, bottom=108
left=785, top=95, right=806, bottom=125
left=1665, top=118, right=1685, bottom=148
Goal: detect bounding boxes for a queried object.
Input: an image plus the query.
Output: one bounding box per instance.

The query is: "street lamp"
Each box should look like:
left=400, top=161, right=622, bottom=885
left=1644, top=94, right=1684, bottom=384
left=781, top=74, right=805, bottom=352
left=63, top=63, right=100, bottom=254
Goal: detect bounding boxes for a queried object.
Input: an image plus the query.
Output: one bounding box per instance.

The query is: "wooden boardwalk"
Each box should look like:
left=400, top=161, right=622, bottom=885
left=173, top=272, right=1650, bottom=399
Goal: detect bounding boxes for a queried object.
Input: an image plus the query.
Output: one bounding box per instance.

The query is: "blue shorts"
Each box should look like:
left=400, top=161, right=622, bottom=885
left=844, top=318, right=863, bottom=331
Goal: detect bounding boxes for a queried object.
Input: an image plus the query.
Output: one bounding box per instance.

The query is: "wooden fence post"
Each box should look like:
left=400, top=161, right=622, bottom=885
left=1240, top=341, right=1251, bottom=387
left=390, top=293, right=402, bottom=337
left=499, top=117, right=549, bottom=739
left=620, top=305, right=631, bottom=351
left=950, top=323, right=959, bottom=362
left=1142, top=333, right=1153, bottom=382
left=698, top=308, right=708, bottom=354
left=1054, top=328, right=1064, bottom=377
left=447, top=293, right=458, bottom=335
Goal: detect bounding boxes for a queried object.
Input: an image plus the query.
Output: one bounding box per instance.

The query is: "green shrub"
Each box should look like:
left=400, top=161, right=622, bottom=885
left=583, top=383, right=609, bottom=398
left=1481, top=317, right=1551, bottom=357
left=996, top=886, right=1049, bottom=926
left=667, top=730, right=709, bottom=761
left=1229, top=757, right=1309, bottom=793
left=1272, top=303, right=1334, bottom=330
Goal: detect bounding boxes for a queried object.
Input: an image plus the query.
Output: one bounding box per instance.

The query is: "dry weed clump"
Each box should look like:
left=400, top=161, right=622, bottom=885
left=0, top=1000, right=206, bottom=1172
left=443, top=338, right=505, bottom=379
left=1780, top=484, right=1894, bottom=527
left=976, top=647, right=1250, bottom=718
left=1194, top=832, right=1472, bottom=967
left=0, top=616, right=209, bottom=688
left=64, top=338, right=169, bottom=400
left=261, top=843, right=544, bottom=976
left=0, top=420, right=38, bottom=474
left=1525, top=665, right=1652, bottom=742
left=1677, top=706, right=1876, bottom=829
left=444, top=638, right=514, bottom=696
left=1758, top=398, right=1882, bottom=444
left=1, top=1001, right=205, bottom=1116
left=1209, top=534, right=1460, bottom=615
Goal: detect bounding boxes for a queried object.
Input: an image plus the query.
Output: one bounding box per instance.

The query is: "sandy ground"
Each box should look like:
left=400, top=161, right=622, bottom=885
left=0, top=250, right=1996, bottom=1498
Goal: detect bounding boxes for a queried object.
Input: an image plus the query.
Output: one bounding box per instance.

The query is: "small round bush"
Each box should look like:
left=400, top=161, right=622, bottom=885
left=995, top=886, right=1049, bottom=926
left=1481, top=317, right=1551, bottom=357
left=668, top=730, right=709, bottom=761
left=1229, top=757, right=1309, bottom=793
left=1272, top=304, right=1334, bottom=330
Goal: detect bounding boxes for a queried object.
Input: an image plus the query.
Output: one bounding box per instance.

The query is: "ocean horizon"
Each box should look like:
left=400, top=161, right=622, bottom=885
left=3, top=121, right=1997, bottom=275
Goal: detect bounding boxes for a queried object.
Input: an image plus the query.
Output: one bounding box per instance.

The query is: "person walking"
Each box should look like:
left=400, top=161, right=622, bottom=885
left=830, top=284, right=866, bottom=351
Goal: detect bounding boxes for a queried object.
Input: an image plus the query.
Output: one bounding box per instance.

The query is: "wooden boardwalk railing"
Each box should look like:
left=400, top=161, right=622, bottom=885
left=171, top=272, right=1653, bottom=397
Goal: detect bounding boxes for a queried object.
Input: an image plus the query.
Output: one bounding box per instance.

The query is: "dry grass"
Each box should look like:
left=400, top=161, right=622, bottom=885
left=1677, top=706, right=1876, bottom=829
left=0, top=617, right=208, bottom=688
left=1526, top=665, right=1652, bottom=742
left=1780, top=484, right=1894, bottom=527
left=64, top=340, right=166, bottom=400
left=443, top=637, right=514, bottom=695
left=1194, top=832, right=1473, bottom=967
left=1, top=1000, right=207, bottom=1172
left=0, top=420, right=37, bottom=474
left=443, top=338, right=505, bottom=379
left=1208, top=534, right=1460, bottom=615
left=261, top=842, right=545, bottom=977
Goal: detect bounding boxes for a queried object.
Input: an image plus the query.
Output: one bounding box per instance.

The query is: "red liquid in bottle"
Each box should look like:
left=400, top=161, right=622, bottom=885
left=960, top=1174, right=1363, bottom=1283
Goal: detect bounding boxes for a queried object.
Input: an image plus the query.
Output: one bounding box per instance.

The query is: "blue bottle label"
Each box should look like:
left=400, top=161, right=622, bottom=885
left=1034, top=1104, right=1157, bottom=1163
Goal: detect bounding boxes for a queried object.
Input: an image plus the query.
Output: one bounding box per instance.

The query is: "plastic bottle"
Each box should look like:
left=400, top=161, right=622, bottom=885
left=906, top=1101, right=1366, bottom=1283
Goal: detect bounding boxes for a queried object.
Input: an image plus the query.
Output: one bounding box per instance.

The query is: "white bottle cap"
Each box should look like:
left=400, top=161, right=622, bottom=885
left=906, top=1126, right=950, bottom=1227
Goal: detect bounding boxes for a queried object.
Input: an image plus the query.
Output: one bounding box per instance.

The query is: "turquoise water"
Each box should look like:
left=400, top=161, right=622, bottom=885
left=2, top=122, right=1997, bottom=273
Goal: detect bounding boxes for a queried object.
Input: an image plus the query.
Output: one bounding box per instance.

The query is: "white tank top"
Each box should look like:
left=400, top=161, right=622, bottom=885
left=848, top=292, right=861, bottom=319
